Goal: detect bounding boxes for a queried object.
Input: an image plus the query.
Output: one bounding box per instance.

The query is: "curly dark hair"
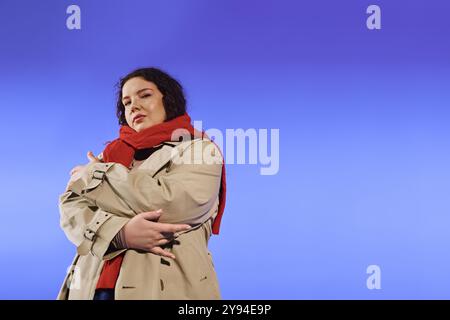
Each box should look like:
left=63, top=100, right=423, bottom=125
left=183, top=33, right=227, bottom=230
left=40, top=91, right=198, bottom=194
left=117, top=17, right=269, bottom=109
left=115, top=67, right=187, bottom=125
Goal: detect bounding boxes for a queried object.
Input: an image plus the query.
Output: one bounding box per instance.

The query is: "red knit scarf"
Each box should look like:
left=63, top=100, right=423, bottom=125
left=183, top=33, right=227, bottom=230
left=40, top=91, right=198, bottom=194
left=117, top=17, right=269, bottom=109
left=96, top=113, right=226, bottom=290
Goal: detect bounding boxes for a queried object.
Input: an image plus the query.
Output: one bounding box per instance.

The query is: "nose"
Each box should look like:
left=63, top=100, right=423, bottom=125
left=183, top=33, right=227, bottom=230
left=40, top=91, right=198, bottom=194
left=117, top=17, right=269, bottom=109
left=130, top=101, right=142, bottom=113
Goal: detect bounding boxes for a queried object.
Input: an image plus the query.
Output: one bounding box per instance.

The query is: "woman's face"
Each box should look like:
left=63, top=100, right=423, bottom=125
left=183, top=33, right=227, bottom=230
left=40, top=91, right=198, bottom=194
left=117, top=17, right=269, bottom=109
left=122, top=77, right=167, bottom=132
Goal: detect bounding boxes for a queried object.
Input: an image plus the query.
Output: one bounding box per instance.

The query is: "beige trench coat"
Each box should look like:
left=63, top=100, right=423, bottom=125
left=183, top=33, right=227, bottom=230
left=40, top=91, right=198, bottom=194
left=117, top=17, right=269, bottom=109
left=57, top=137, right=223, bottom=300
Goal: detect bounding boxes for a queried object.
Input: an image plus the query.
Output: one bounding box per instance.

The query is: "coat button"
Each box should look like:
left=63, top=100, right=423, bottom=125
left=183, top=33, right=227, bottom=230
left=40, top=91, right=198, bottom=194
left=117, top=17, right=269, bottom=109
left=160, top=279, right=164, bottom=291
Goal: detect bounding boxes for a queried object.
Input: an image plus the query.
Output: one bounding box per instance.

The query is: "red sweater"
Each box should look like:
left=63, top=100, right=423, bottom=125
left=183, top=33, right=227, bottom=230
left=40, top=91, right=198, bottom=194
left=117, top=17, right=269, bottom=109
left=96, top=254, right=124, bottom=289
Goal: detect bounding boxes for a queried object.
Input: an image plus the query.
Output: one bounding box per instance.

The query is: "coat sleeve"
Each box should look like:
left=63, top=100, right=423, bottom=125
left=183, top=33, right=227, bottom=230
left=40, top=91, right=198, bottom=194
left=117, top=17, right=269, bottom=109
left=69, top=139, right=223, bottom=226
left=59, top=152, right=129, bottom=260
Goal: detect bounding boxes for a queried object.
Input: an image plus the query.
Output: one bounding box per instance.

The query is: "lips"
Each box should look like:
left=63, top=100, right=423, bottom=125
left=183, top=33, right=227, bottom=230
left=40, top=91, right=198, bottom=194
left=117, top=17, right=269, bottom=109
left=133, top=114, right=146, bottom=123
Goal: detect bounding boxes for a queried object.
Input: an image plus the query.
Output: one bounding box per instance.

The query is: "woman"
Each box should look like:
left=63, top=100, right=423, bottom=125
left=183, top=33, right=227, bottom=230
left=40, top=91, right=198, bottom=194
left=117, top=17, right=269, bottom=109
left=57, top=67, right=226, bottom=300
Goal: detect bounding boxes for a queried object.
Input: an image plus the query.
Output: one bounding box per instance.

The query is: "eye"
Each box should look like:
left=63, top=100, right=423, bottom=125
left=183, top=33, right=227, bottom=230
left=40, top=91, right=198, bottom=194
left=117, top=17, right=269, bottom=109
left=123, top=93, right=151, bottom=107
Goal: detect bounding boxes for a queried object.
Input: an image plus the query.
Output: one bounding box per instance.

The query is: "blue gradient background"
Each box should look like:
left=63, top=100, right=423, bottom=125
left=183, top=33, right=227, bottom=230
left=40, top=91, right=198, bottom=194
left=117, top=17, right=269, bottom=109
left=0, top=0, right=449, bottom=299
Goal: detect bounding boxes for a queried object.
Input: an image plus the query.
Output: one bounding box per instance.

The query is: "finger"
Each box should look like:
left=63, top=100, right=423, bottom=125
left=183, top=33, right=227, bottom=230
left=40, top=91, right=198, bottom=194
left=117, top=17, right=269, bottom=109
left=70, top=164, right=84, bottom=172
left=150, top=247, right=176, bottom=259
left=154, top=223, right=192, bottom=234
left=70, top=167, right=81, bottom=176
left=156, top=238, right=173, bottom=246
left=87, top=151, right=100, bottom=163
left=140, top=209, right=163, bottom=222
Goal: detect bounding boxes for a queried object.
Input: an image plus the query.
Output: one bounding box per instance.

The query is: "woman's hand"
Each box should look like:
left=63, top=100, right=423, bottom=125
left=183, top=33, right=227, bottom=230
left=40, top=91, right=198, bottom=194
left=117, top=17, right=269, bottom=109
left=70, top=151, right=101, bottom=177
left=122, top=209, right=192, bottom=259
left=68, top=151, right=101, bottom=184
